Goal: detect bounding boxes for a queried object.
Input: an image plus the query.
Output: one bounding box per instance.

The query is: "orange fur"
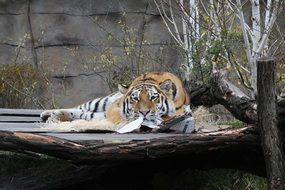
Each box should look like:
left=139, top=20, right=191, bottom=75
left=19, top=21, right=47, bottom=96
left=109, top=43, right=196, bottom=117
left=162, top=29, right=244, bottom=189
left=106, top=72, right=190, bottom=123
left=133, top=87, right=156, bottom=113
left=42, top=72, right=190, bottom=131
left=132, top=72, right=190, bottom=115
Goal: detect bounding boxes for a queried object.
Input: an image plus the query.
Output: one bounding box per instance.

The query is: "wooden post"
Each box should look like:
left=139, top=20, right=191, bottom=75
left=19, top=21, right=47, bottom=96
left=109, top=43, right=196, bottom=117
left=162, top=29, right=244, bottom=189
left=257, top=58, right=285, bottom=190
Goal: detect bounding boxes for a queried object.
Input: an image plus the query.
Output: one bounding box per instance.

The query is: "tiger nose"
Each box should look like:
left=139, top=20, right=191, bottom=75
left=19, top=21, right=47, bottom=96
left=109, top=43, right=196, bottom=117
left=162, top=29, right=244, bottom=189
left=139, top=110, right=150, bottom=116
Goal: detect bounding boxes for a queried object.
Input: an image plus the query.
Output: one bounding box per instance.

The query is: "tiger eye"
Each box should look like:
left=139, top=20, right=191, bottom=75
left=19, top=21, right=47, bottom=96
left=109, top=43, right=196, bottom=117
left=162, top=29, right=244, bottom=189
left=151, top=94, right=159, bottom=101
left=132, top=96, right=139, bottom=101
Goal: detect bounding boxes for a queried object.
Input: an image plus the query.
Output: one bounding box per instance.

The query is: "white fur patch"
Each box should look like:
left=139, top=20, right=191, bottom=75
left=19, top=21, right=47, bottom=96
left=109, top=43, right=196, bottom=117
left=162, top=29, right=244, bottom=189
left=39, top=119, right=117, bottom=132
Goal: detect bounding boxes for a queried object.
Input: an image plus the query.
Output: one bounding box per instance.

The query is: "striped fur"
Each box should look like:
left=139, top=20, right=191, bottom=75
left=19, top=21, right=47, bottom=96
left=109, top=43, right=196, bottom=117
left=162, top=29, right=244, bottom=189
left=40, top=92, right=123, bottom=122
left=77, top=91, right=123, bottom=113
left=41, top=72, right=190, bottom=130
left=121, top=82, right=175, bottom=126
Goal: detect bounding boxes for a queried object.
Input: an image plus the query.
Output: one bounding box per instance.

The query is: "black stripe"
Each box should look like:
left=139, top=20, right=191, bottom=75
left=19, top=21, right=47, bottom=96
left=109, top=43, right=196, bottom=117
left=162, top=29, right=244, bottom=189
left=90, top=112, right=94, bottom=118
left=123, top=101, right=126, bottom=115
left=173, top=85, right=177, bottom=99
left=93, top=98, right=102, bottom=112
left=159, top=96, right=163, bottom=110
left=102, top=97, right=109, bottom=111
left=175, top=105, right=183, bottom=110
left=79, top=112, right=84, bottom=119
left=182, top=125, right=188, bottom=133
left=87, top=101, right=92, bottom=111
left=126, top=99, right=130, bottom=115
left=142, top=77, right=156, bottom=82
left=164, top=99, right=169, bottom=115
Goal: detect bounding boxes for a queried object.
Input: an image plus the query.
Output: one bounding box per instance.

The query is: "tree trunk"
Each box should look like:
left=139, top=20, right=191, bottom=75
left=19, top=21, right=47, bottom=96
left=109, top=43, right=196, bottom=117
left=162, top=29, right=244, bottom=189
left=257, top=58, right=285, bottom=190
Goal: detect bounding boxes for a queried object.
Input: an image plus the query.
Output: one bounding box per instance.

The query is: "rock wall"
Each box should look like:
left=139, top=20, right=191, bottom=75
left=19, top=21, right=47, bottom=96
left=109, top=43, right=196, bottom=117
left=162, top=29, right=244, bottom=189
left=0, top=0, right=182, bottom=108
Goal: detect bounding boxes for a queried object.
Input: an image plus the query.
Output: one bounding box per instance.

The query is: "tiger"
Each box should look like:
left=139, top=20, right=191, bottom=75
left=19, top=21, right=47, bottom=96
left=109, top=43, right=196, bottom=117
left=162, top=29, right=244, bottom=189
left=40, top=72, right=191, bottom=132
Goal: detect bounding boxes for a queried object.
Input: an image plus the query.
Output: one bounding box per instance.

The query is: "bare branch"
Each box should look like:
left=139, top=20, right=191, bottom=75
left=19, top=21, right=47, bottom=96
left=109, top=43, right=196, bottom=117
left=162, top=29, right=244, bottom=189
left=169, top=0, right=184, bottom=45
left=256, top=0, right=280, bottom=55
left=154, top=0, right=184, bottom=46
left=236, top=0, right=252, bottom=66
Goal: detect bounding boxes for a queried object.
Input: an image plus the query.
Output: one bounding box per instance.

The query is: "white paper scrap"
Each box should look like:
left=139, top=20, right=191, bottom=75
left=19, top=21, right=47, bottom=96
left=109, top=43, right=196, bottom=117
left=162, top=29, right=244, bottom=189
left=116, top=116, right=144, bottom=133
left=141, top=123, right=160, bottom=129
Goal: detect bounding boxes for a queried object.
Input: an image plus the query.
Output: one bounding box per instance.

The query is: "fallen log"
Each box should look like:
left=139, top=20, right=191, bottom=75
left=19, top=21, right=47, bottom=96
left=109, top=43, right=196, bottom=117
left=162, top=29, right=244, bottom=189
left=189, top=70, right=285, bottom=128
left=0, top=127, right=267, bottom=176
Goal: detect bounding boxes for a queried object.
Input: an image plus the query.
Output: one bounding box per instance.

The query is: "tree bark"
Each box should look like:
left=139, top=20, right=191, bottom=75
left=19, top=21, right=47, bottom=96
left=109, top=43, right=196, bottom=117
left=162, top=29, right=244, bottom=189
left=188, top=70, right=285, bottom=128
left=0, top=127, right=269, bottom=176
left=257, top=58, right=285, bottom=190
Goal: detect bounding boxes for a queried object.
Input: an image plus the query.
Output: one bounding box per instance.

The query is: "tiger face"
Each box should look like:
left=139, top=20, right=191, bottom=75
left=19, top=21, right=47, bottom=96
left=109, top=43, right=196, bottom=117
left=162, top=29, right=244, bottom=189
left=121, top=82, right=176, bottom=125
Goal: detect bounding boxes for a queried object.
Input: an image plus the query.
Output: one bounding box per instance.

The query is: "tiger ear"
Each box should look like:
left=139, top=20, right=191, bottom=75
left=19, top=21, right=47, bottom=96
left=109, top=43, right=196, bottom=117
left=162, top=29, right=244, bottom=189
left=160, top=79, right=173, bottom=92
left=160, top=79, right=177, bottom=99
left=118, top=84, right=128, bottom=94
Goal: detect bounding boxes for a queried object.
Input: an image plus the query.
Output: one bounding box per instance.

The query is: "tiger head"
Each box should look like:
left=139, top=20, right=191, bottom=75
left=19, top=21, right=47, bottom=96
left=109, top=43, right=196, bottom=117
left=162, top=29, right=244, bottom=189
left=119, top=80, right=176, bottom=125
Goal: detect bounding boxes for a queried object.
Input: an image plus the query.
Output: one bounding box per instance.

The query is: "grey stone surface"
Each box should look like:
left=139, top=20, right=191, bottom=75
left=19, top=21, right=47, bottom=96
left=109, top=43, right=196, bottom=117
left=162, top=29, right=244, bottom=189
left=36, top=46, right=118, bottom=76
left=144, top=15, right=171, bottom=44
left=47, top=73, right=112, bottom=108
left=0, top=0, right=27, bottom=14
left=36, top=44, right=180, bottom=76
left=0, top=15, right=29, bottom=44
left=31, top=13, right=125, bottom=47
left=0, top=45, right=32, bottom=64
left=0, top=0, right=181, bottom=108
left=30, top=13, right=171, bottom=48
left=30, top=0, right=160, bottom=15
